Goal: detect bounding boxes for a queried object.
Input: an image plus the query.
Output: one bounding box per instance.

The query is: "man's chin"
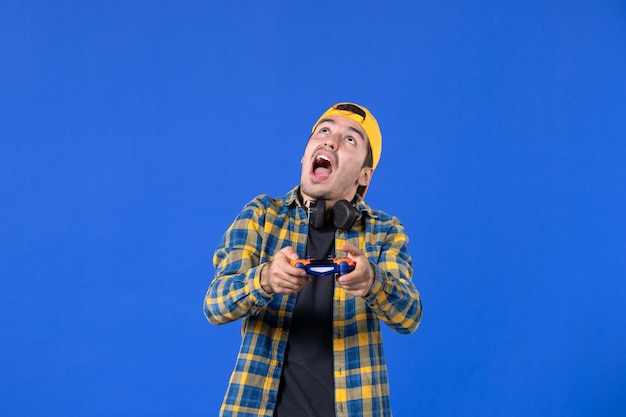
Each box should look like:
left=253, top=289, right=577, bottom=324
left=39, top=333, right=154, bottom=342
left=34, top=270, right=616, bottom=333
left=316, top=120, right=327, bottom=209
left=300, top=183, right=331, bottom=201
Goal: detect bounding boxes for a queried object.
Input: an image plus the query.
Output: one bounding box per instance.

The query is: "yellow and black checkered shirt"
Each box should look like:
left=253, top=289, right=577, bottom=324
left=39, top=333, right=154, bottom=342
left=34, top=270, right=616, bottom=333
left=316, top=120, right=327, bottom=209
left=204, top=187, right=422, bottom=417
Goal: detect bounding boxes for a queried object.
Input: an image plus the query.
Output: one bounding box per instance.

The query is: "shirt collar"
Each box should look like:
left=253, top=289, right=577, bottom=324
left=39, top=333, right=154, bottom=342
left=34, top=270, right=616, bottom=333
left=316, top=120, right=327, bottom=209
left=283, top=186, right=378, bottom=219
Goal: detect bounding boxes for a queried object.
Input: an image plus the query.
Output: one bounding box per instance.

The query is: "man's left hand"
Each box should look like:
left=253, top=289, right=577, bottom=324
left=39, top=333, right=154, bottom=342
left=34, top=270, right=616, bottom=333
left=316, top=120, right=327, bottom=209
left=336, top=243, right=375, bottom=297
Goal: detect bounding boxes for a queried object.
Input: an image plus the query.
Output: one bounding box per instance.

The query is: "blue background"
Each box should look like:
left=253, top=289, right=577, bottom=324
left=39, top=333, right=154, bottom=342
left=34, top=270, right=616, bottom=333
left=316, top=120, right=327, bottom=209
left=2, top=1, right=625, bottom=416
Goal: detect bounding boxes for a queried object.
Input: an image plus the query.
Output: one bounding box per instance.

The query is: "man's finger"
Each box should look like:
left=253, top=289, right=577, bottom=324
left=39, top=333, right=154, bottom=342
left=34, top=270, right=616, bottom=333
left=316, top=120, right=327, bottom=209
left=280, top=246, right=300, bottom=260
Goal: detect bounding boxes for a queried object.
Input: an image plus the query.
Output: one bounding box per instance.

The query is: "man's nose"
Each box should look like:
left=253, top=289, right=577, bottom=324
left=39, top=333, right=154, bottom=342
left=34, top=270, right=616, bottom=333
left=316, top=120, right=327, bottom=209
left=323, top=134, right=340, bottom=149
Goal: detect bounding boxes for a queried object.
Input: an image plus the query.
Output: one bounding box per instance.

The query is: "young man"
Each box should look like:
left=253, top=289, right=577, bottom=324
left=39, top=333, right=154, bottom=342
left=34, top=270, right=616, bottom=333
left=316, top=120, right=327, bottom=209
left=204, top=102, right=422, bottom=417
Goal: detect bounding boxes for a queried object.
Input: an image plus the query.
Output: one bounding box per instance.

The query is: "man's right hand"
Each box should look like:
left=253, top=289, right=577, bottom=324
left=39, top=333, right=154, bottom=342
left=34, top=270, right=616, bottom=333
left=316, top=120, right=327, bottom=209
left=260, top=246, right=310, bottom=295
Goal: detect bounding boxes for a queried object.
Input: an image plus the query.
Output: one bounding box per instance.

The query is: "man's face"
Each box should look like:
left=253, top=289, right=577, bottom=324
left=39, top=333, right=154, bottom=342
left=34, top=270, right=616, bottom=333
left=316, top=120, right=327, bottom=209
left=300, top=116, right=373, bottom=206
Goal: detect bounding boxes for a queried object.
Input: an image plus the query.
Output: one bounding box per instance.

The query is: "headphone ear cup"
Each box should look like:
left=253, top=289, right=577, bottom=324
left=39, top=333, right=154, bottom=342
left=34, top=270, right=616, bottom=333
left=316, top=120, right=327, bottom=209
left=331, top=200, right=359, bottom=231
left=309, top=199, right=327, bottom=229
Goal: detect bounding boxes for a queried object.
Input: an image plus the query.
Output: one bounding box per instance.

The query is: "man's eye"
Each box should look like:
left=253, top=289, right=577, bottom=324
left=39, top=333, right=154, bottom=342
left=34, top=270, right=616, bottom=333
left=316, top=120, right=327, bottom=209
left=320, top=127, right=330, bottom=134
left=345, top=137, right=356, bottom=145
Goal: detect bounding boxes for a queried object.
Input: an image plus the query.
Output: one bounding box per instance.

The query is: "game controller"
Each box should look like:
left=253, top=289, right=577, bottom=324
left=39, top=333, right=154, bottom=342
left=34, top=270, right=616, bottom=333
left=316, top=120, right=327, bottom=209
left=290, top=257, right=356, bottom=277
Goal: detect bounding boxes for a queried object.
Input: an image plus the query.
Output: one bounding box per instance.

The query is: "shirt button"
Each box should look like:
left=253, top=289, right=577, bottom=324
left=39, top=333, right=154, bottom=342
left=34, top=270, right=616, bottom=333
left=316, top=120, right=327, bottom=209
left=269, top=396, right=276, bottom=403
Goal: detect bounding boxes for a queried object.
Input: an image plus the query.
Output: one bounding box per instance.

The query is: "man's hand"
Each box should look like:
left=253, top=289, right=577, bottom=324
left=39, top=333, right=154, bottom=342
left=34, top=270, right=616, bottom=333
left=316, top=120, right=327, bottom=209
left=260, top=246, right=310, bottom=295
left=336, top=243, right=375, bottom=297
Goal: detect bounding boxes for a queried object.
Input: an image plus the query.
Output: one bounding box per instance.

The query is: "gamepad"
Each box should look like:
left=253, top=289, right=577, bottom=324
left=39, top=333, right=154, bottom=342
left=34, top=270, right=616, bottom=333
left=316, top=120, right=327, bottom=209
left=290, top=257, right=356, bottom=277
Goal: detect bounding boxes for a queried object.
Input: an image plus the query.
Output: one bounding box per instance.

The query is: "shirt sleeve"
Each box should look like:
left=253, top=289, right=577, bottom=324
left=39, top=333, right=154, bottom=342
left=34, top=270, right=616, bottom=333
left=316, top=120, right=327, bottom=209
left=203, top=198, right=274, bottom=325
left=364, top=216, right=422, bottom=334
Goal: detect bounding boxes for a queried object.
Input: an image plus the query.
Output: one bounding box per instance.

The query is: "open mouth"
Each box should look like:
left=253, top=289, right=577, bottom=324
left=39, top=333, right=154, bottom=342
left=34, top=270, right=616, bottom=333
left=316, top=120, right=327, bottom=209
left=312, top=154, right=333, bottom=179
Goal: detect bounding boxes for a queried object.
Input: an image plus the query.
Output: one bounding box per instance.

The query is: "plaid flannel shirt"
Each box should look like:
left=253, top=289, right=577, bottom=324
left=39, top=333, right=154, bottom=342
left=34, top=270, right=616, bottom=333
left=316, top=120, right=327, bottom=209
left=204, top=187, right=422, bottom=417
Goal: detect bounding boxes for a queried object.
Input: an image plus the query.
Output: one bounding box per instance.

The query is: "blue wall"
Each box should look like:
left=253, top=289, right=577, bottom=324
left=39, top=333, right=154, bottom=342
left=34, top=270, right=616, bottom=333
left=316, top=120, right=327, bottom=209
left=2, top=1, right=625, bottom=416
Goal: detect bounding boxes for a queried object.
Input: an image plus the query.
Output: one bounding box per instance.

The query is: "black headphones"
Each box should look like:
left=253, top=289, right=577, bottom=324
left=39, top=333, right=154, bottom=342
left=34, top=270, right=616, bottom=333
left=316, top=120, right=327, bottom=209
left=308, top=199, right=360, bottom=231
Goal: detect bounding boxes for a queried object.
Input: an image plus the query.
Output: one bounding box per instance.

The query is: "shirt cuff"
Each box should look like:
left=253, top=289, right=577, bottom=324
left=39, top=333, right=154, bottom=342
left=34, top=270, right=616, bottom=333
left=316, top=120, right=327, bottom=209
left=364, top=263, right=385, bottom=303
left=247, top=263, right=274, bottom=302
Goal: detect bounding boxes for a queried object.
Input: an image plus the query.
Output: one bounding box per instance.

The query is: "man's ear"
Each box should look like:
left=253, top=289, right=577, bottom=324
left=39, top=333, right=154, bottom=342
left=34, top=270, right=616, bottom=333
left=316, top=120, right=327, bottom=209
left=358, top=167, right=374, bottom=187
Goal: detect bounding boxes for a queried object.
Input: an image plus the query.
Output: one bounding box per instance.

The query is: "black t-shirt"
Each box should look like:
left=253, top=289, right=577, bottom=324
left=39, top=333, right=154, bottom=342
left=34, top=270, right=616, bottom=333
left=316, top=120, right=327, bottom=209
left=274, top=224, right=336, bottom=417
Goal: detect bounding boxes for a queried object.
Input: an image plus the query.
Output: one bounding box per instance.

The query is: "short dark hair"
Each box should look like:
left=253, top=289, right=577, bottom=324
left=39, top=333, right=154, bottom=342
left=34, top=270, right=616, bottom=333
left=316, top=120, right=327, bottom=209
left=356, top=146, right=373, bottom=197
left=362, top=145, right=373, bottom=169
